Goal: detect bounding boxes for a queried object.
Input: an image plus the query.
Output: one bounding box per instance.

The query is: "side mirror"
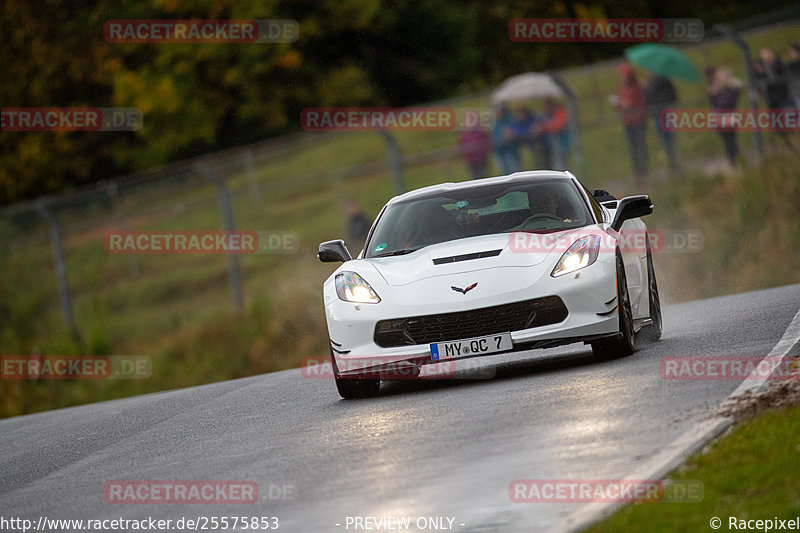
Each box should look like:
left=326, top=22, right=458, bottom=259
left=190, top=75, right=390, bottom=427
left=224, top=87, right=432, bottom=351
left=592, top=189, right=618, bottom=209
left=611, top=195, right=653, bottom=231
left=592, top=189, right=617, bottom=203
left=318, top=239, right=352, bottom=263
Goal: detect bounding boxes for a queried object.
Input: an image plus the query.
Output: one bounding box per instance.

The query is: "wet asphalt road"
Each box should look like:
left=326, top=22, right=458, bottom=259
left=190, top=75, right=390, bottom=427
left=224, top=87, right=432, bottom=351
left=1, top=284, right=799, bottom=533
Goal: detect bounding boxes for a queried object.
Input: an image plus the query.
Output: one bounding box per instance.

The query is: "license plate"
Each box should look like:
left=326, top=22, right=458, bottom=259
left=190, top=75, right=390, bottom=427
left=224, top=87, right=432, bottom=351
left=430, top=332, right=513, bottom=361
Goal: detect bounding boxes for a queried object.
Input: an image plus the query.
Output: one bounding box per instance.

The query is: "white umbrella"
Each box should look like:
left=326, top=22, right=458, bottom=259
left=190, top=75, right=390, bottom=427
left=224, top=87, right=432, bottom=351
left=491, top=73, right=564, bottom=104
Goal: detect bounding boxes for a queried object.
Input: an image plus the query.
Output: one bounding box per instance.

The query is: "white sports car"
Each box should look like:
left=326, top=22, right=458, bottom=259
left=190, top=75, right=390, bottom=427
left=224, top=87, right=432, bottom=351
left=318, top=170, right=662, bottom=398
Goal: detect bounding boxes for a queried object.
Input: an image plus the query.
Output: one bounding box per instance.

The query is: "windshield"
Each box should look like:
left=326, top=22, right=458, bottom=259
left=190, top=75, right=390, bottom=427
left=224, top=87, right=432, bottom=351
left=366, top=179, right=593, bottom=258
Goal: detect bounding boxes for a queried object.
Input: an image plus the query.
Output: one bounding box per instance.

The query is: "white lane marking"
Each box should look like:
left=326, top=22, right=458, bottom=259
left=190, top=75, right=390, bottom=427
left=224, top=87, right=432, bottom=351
left=552, top=304, right=800, bottom=533
left=727, top=308, right=800, bottom=398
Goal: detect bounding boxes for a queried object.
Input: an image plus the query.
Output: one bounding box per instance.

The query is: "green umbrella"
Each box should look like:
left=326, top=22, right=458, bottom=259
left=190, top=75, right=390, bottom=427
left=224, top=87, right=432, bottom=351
left=624, top=43, right=702, bottom=83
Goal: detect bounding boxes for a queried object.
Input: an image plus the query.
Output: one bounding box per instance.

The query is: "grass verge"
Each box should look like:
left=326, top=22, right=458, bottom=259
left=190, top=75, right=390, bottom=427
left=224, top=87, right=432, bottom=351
left=586, top=382, right=800, bottom=533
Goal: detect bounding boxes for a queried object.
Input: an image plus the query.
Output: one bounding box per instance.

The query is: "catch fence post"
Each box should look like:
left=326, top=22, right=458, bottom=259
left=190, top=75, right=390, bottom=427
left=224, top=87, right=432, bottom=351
left=193, top=162, right=245, bottom=314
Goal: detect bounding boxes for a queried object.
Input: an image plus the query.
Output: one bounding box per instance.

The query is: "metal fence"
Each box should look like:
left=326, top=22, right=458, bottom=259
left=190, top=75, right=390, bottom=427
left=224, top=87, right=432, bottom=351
left=2, top=16, right=799, bottom=347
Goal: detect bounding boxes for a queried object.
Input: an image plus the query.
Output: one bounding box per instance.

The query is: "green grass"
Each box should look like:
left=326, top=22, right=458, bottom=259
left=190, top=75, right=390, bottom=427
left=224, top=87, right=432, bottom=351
left=586, top=405, right=800, bottom=533
left=648, top=153, right=800, bottom=303
left=1, top=22, right=800, bottom=418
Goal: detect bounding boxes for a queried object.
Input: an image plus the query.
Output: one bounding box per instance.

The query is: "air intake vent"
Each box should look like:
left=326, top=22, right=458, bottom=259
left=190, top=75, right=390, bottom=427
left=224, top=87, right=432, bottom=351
left=374, top=296, right=569, bottom=348
left=433, top=249, right=502, bottom=265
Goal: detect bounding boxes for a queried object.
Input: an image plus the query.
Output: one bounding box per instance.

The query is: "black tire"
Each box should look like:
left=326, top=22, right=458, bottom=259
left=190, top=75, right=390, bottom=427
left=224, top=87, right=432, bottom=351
left=381, top=363, right=422, bottom=381
left=330, top=349, right=380, bottom=399
left=639, top=233, right=663, bottom=342
left=591, top=254, right=635, bottom=359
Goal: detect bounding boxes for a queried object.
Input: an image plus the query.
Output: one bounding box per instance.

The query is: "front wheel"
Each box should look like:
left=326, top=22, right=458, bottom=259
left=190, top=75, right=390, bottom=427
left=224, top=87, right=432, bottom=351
left=334, top=376, right=381, bottom=399
left=331, top=349, right=380, bottom=399
left=591, top=254, right=635, bottom=359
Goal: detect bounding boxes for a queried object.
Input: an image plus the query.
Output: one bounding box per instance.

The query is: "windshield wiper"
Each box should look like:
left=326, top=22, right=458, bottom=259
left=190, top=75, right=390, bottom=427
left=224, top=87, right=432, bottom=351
left=371, top=248, right=420, bottom=258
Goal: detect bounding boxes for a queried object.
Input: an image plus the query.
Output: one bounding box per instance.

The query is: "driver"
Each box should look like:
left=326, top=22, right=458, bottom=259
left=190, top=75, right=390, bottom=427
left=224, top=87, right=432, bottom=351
left=530, top=188, right=557, bottom=216
left=526, top=188, right=575, bottom=223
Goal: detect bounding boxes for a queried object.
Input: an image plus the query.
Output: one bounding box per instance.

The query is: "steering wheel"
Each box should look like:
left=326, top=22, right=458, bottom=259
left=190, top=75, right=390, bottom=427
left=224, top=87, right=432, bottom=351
left=489, top=212, right=511, bottom=232
left=520, top=213, right=563, bottom=226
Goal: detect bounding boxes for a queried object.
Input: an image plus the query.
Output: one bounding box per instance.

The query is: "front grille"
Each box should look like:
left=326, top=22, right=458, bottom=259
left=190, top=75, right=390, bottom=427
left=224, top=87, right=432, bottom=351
left=374, top=296, right=568, bottom=348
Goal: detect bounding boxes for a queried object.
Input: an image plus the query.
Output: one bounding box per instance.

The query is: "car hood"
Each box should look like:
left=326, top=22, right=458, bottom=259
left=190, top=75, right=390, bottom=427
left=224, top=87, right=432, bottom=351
left=365, top=230, right=586, bottom=286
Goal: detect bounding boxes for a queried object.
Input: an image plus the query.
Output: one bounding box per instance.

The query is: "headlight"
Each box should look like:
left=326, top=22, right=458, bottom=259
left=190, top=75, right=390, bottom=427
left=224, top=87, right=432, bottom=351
left=335, top=271, right=381, bottom=303
left=551, top=235, right=601, bottom=277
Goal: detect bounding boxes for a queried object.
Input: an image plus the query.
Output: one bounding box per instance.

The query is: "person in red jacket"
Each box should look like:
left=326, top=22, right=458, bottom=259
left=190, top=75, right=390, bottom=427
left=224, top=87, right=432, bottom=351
left=613, top=63, right=649, bottom=185
left=533, top=97, right=570, bottom=170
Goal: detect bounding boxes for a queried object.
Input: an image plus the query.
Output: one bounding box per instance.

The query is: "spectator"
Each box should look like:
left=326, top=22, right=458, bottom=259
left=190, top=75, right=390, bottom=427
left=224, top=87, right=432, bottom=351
left=644, top=73, right=680, bottom=173
left=458, top=126, right=491, bottom=179
left=491, top=104, right=521, bottom=174
left=755, top=48, right=794, bottom=149
left=512, top=106, right=552, bottom=169
left=346, top=200, right=371, bottom=248
left=613, top=63, right=649, bottom=185
left=785, top=44, right=800, bottom=109
left=534, top=98, right=570, bottom=170
left=755, top=48, right=791, bottom=108
left=706, top=66, right=742, bottom=166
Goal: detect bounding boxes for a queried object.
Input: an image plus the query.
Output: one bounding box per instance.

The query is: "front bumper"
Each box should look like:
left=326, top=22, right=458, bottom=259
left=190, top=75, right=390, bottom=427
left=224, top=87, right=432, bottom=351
left=325, top=258, right=620, bottom=376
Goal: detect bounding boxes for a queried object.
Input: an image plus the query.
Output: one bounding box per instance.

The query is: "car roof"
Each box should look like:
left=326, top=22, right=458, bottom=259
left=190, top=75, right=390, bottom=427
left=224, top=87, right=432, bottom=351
left=386, top=170, right=577, bottom=205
